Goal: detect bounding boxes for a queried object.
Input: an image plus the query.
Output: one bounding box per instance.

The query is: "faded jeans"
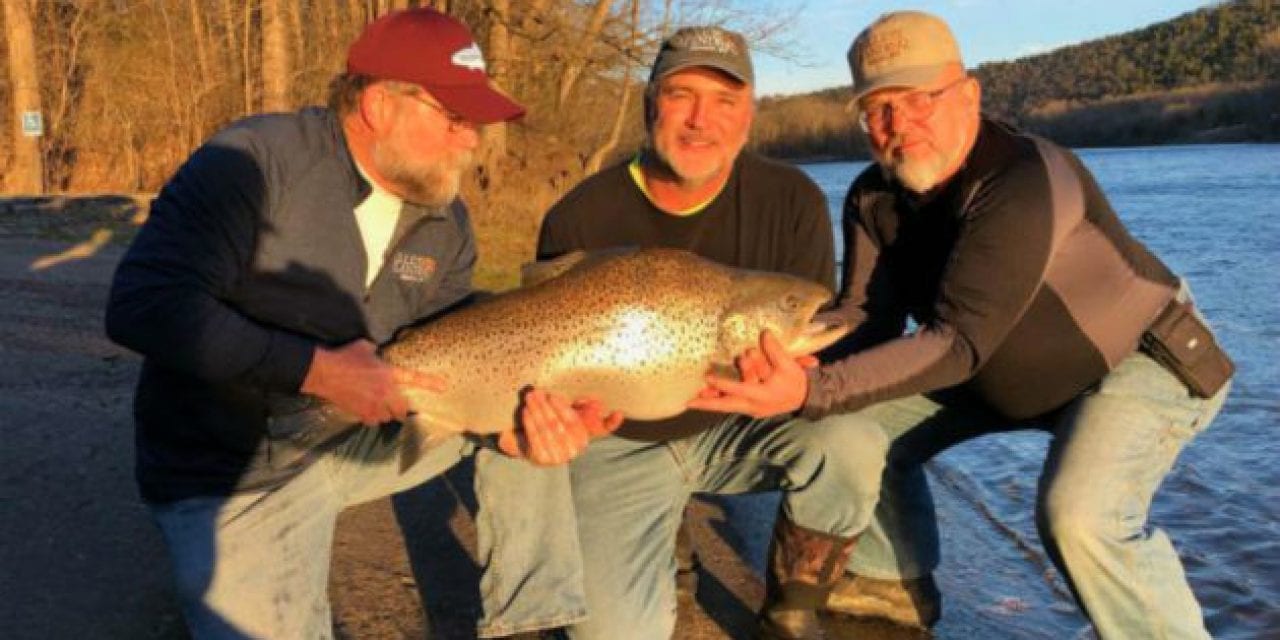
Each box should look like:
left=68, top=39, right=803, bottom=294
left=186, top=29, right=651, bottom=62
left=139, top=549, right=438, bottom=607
left=149, top=426, right=585, bottom=639
left=841, top=349, right=1229, bottom=640
left=564, top=412, right=888, bottom=640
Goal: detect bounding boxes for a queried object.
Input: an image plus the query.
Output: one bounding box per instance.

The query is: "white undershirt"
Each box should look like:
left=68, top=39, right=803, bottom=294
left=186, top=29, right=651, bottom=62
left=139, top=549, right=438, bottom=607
left=352, top=161, right=403, bottom=288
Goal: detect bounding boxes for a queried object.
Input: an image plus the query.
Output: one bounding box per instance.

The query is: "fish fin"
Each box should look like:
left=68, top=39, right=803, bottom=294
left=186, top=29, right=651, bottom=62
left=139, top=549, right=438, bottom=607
left=520, top=250, right=590, bottom=287
left=397, top=414, right=459, bottom=473
left=519, top=247, right=639, bottom=287
left=265, top=395, right=359, bottom=449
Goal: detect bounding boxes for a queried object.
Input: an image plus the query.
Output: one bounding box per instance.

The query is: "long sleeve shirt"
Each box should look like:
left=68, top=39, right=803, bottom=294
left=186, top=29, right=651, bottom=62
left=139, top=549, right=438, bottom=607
left=804, top=119, right=1179, bottom=421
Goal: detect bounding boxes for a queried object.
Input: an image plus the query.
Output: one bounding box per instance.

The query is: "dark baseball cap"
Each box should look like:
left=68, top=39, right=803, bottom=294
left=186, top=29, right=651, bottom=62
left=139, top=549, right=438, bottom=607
left=649, top=26, right=754, bottom=86
left=346, top=8, right=525, bottom=124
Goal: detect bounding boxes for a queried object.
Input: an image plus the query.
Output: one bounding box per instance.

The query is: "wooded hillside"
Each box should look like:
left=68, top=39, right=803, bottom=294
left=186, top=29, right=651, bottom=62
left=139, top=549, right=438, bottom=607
left=752, top=0, right=1280, bottom=159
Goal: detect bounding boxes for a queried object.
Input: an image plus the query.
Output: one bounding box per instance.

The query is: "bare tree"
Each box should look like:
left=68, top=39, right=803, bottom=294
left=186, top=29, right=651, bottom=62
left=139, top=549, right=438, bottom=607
left=2, top=0, right=44, bottom=193
left=585, top=0, right=639, bottom=173
left=261, top=0, right=291, bottom=111
left=557, top=0, right=616, bottom=107
left=482, top=0, right=513, bottom=159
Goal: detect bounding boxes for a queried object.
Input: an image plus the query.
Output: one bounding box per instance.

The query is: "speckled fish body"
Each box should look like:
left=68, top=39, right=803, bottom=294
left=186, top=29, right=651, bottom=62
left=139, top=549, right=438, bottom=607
left=384, top=248, right=847, bottom=438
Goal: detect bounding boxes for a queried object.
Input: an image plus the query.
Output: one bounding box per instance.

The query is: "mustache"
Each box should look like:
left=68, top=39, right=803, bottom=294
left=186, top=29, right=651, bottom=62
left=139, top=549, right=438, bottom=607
left=676, top=134, right=718, bottom=145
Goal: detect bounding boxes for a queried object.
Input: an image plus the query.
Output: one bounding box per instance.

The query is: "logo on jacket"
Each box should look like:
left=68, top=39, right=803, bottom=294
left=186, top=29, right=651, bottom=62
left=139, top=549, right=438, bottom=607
left=391, top=251, right=438, bottom=283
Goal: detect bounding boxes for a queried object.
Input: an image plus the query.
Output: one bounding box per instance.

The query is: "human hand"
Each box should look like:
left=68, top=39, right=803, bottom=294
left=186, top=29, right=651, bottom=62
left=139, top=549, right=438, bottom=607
left=497, top=389, right=623, bottom=466
left=686, top=330, right=815, bottom=418
left=301, top=339, right=445, bottom=426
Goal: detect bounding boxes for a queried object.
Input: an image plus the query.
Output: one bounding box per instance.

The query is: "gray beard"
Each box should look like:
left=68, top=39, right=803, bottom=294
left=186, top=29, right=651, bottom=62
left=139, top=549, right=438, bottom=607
left=374, top=143, right=469, bottom=208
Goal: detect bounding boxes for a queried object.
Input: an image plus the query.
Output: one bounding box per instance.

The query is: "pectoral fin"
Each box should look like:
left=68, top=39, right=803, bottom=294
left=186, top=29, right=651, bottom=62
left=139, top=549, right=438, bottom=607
left=397, top=413, right=461, bottom=473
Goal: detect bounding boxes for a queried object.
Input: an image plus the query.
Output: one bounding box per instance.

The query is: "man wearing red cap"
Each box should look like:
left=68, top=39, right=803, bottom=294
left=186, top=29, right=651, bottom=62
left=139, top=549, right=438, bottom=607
left=107, top=9, right=608, bottom=639
left=692, top=10, right=1233, bottom=639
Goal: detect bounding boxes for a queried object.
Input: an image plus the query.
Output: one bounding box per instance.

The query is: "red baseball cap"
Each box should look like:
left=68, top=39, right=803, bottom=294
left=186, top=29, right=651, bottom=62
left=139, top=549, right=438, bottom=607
left=346, top=8, right=525, bottom=124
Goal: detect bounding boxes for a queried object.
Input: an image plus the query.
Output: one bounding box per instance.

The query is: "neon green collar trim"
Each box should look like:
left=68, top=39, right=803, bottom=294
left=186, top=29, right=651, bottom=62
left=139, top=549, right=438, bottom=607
left=628, top=153, right=724, bottom=217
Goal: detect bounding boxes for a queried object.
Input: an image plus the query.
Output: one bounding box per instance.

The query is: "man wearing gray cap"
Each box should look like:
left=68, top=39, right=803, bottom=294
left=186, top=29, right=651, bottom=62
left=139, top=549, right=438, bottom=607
left=536, top=26, right=886, bottom=639
left=692, top=10, right=1233, bottom=639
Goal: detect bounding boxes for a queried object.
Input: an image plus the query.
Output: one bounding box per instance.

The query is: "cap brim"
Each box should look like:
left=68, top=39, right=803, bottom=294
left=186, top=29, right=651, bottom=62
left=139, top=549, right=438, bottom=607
left=427, top=82, right=526, bottom=124
left=658, top=58, right=752, bottom=85
left=846, top=64, right=948, bottom=112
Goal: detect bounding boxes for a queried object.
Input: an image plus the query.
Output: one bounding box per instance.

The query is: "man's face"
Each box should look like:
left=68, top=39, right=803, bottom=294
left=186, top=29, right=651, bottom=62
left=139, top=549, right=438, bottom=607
left=649, top=67, right=754, bottom=188
left=859, top=66, right=979, bottom=193
left=372, top=86, right=479, bottom=207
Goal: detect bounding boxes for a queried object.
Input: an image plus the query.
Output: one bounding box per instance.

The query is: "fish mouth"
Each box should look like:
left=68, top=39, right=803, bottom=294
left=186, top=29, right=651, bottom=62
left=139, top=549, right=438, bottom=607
left=785, top=319, right=850, bottom=356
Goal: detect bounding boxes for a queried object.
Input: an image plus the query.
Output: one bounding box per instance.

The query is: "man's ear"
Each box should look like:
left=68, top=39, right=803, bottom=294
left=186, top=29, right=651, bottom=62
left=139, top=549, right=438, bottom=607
left=964, top=77, right=982, bottom=110
left=358, top=83, right=394, bottom=134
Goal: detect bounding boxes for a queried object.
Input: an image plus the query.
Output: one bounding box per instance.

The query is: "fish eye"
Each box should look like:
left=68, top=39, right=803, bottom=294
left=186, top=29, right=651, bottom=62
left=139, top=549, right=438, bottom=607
left=779, top=294, right=802, bottom=312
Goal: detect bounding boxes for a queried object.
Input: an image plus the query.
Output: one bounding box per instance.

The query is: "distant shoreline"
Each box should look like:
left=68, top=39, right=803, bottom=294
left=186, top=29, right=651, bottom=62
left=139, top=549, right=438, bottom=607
left=772, top=136, right=1280, bottom=165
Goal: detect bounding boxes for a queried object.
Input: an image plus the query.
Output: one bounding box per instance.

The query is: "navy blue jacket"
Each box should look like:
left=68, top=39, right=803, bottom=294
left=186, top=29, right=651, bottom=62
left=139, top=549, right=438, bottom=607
left=106, top=107, right=476, bottom=502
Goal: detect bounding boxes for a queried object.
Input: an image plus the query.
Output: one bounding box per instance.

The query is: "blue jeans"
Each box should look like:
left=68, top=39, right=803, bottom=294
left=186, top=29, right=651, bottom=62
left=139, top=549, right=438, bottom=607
left=564, top=412, right=888, bottom=640
left=149, top=426, right=585, bottom=639
left=842, top=350, right=1229, bottom=640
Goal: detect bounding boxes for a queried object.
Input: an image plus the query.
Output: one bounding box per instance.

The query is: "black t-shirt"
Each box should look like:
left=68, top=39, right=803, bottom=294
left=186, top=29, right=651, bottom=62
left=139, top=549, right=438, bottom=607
left=538, top=151, right=835, bottom=440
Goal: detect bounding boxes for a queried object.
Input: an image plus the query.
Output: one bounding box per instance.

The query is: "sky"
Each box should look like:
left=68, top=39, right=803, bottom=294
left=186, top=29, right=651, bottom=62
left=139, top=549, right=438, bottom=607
left=737, top=0, right=1216, bottom=97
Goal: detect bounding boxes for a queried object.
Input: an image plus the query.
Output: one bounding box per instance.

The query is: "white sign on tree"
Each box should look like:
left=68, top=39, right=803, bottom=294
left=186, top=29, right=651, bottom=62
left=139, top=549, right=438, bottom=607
left=21, top=111, right=43, bottom=137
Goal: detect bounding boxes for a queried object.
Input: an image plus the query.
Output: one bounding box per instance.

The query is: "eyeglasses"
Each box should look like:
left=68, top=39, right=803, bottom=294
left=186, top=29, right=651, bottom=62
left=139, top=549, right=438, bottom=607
left=397, top=90, right=474, bottom=133
left=858, top=76, right=968, bottom=133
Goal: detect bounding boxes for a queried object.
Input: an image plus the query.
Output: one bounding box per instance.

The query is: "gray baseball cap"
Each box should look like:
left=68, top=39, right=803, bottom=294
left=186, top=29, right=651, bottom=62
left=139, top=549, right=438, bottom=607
left=848, top=11, right=962, bottom=105
left=649, top=26, right=754, bottom=85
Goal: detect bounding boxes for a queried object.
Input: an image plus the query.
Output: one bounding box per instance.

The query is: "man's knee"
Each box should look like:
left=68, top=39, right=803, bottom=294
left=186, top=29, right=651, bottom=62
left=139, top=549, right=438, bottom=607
left=1038, top=483, right=1132, bottom=552
left=796, top=413, right=890, bottom=495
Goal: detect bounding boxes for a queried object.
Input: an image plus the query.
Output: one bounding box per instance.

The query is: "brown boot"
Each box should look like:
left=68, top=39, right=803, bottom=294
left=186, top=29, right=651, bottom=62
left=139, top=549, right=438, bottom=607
left=825, top=572, right=941, bottom=629
left=757, top=517, right=858, bottom=640
left=674, top=507, right=700, bottom=601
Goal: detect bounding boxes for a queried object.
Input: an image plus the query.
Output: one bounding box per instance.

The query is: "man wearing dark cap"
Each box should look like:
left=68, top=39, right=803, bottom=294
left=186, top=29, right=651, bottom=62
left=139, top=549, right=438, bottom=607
left=692, top=10, right=1233, bottom=638
left=536, top=26, right=885, bottom=639
left=107, top=9, right=611, bottom=638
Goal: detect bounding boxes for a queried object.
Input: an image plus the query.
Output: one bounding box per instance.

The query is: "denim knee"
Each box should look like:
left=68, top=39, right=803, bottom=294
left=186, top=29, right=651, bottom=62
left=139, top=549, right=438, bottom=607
left=783, top=413, right=889, bottom=534
left=791, top=414, right=887, bottom=483
left=1037, top=482, right=1133, bottom=553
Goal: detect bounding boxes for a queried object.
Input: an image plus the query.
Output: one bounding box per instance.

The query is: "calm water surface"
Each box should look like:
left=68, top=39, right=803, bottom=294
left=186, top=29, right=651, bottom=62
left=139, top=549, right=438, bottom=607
left=731, top=145, right=1278, bottom=639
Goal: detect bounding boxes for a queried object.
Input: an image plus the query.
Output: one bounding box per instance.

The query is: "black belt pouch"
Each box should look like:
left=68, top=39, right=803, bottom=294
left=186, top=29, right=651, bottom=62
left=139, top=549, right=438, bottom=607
left=1140, top=299, right=1234, bottom=398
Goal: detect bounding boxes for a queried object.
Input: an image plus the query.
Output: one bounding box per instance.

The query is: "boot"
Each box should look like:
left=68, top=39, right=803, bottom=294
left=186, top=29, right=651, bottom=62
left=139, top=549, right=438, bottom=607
left=825, top=572, right=941, bottom=629
left=757, top=517, right=859, bottom=640
left=674, top=507, right=700, bottom=601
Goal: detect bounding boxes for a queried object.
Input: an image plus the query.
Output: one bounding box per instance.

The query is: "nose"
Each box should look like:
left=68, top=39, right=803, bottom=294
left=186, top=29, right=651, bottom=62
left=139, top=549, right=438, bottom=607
left=455, top=124, right=481, bottom=150
left=684, top=97, right=708, bottom=130
left=881, top=104, right=910, bottom=135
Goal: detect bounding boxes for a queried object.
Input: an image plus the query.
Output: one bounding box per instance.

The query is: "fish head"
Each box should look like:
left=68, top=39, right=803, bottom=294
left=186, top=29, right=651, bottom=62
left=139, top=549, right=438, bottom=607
left=716, top=270, right=850, bottom=363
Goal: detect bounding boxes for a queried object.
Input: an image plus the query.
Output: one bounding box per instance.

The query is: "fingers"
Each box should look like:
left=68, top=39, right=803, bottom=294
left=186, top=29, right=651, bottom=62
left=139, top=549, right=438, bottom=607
left=687, top=392, right=756, bottom=415
left=737, top=348, right=770, bottom=383
left=760, top=329, right=791, bottom=367
left=600, top=411, right=624, bottom=435
left=521, top=390, right=563, bottom=465
left=496, top=429, right=525, bottom=458
left=546, top=393, right=590, bottom=452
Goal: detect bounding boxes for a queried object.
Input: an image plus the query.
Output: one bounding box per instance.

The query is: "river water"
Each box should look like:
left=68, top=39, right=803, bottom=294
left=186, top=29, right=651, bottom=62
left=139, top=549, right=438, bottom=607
left=712, top=144, right=1280, bottom=639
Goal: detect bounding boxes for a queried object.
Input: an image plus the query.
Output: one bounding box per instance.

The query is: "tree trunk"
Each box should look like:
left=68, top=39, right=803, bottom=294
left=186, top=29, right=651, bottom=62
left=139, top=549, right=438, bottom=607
left=261, top=0, right=290, bottom=111
left=483, top=0, right=512, bottom=159
left=242, top=0, right=255, bottom=114
left=585, top=0, right=638, bottom=173
left=2, top=0, right=44, bottom=193
left=557, top=0, right=614, bottom=107
left=187, top=0, right=212, bottom=82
